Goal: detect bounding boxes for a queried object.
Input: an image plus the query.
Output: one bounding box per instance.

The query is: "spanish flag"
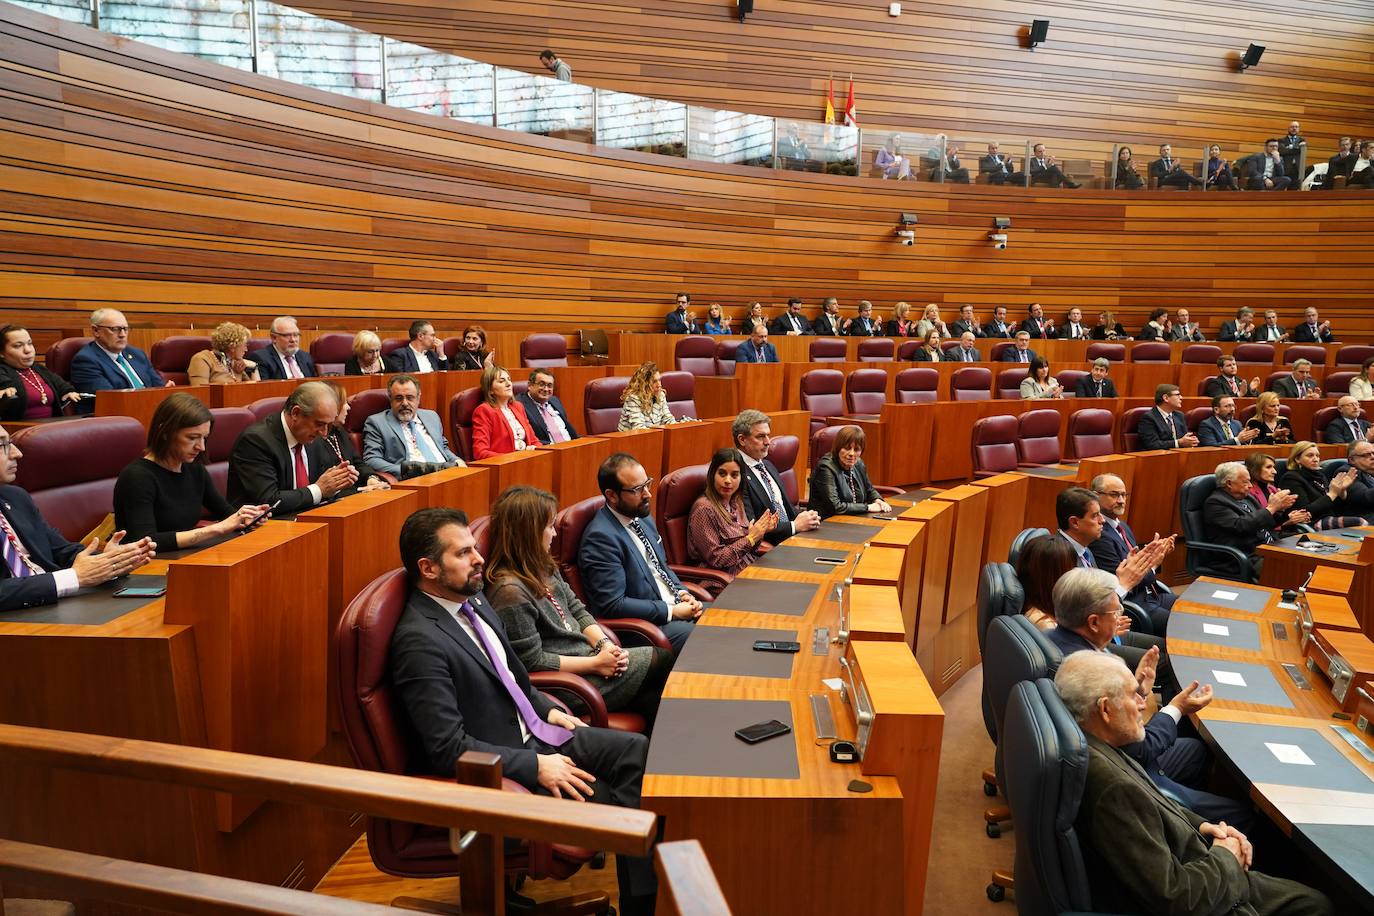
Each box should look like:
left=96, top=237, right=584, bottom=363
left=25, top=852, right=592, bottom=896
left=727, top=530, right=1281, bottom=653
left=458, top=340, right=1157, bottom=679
left=824, top=76, right=835, bottom=124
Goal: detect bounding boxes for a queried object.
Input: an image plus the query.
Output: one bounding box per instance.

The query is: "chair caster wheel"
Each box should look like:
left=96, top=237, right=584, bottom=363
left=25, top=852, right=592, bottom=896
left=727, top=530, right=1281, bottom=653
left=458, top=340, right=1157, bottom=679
left=590, top=852, right=607, bottom=869
left=987, top=883, right=1006, bottom=902
left=986, top=822, right=1001, bottom=839
left=983, top=781, right=998, bottom=797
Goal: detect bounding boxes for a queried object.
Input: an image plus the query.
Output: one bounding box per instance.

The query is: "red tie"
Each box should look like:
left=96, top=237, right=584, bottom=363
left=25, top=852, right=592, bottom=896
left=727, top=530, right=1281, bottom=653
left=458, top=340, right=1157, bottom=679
left=292, top=443, right=308, bottom=488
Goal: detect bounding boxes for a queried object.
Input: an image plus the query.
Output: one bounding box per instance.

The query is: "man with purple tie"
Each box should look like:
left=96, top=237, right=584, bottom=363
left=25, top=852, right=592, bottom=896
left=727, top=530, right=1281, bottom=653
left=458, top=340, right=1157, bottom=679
left=734, top=323, right=779, bottom=364
left=1323, top=396, right=1374, bottom=445
left=1292, top=306, right=1336, bottom=343
left=517, top=369, right=580, bottom=445
left=1090, top=474, right=1176, bottom=634
left=252, top=316, right=318, bottom=380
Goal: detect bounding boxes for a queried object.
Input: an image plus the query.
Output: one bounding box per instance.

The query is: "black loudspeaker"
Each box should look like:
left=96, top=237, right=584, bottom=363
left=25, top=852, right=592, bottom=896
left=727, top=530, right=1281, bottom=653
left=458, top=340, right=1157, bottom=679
left=1029, top=19, right=1049, bottom=48
left=737, top=0, right=754, bottom=22
left=1240, top=43, right=1266, bottom=71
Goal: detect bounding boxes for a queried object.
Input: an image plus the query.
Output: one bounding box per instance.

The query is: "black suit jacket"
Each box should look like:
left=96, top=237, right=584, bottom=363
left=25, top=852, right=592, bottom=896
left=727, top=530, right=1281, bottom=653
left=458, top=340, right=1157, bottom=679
left=0, top=363, right=75, bottom=421
left=1019, top=317, right=1055, bottom=339
left=1203, top=489, right=1275, bottom=558
left=947, top=319, right=983, bottom=339
left=741, top=458, right=798, bottom=545
left=1000, top=347, right=1037, bottom=363
left=1344, top=469, right=1374, bottom=516
left=1325, top=416, right=1370, bottom=445
left=1136, top=409, right=1187, bottom=451
left=1329, top=151, right=1358, bottom=181
left=253, top=346, right=318, bottom=380
left=1270, top=375, right=1316, bottom=399
left=1090, top=519, right=1165, bottom=609
left=982, top=320, right=1014, bottom=339
left=0, top=486, right=84, bottom=612
left=811, top=313, right=844, bottom=337
left=1217, top=320, right=1254, bottom=343
left=769, top=313, right=811, bottom=336
left=847, top=316, right=880, bottom=337
left=1292, top=322, right=1335, bottom=343
left=226, top=413, right=356, bottom=515
left=516, top=392, right=579, bottom=444
left=1074, top=376, right=1118, bottom=398
left=385, top=345, right=450, bottom=374
left=978, top=154, right=1016, bottom=179
left=1147, top=158, right=1186, bottom=182
left=1203, top=375, right=1258, bottom=399
left=665, top=309, right=694, bottom=335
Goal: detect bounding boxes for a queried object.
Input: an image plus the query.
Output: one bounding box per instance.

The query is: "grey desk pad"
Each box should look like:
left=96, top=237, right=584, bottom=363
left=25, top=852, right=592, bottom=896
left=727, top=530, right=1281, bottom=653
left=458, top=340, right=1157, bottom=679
left=674, top=626, right=799, bottom=679
left=0, top=574, right=166, bottom=626
left=1275, top=534, right=1358, bottom=555
left=1171, top=655, right=1294, bottom=709
left=1178, top=581, right=1272, bottom=614
left=711, top=578, right=819, bottom=617
left=1207, top=720, right=1374, bottom=795
left=890, top=488, right=939, bottom=503
left=645, top=697, right=799, bottom=779
left=808, top=521, right=883, bottom=544
left=1016, top=466, right=1076, bottom=478
left=1295, top=824, right=1374, bottom=905
left=752, top=545, right=848, bottom=573
left=1167, top=612, right=1262, bottom=652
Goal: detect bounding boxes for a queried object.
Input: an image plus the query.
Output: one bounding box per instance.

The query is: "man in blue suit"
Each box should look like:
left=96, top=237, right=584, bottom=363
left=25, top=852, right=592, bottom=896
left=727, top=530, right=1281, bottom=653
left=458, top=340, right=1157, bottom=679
left=1323, top=396, right=1373, bottom=445
left=1088, top=474, right=1176, bottom=635
left=253, top=316, right=318, bottom=380
left=385, top=320, right=451, bottom=374
left=1136, top=385, right=1198, bottom=451
left=733, top=324, right=779, bottom=364
left=517, top=369, right=579, bottom=445
left=664, top=292, right=697, bottom=335
left=362, top=375, right=463, bottom=478
left=1197, top=396, right=1259, bottom=447
left=1000, top=330, right=1037, bottom=363
left=577, top=453, right=701, bottom=653
left=69, top=309, right=172, bottom=410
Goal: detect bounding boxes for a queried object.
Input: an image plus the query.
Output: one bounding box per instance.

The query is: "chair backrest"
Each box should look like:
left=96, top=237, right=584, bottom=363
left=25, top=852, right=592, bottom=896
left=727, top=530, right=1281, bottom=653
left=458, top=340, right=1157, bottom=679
left=12, top=416, right=145, bottom=541
left=972, top=415, right=1019, bottom=477
left=1066, top=409, right=1114, bottom=460
left=1055, top=369, right=1088, bottom=397
left=845, top=368, right=888, bottom=415
left=1336, top=345, right=1374, bottom=367
left=578, top=328, right=610, bottom=360
left=554, top=496, right=606, bottom=602
left=1322, top=458, right=1349, bottom=479
left=1196, top=375, right=1217, bottom=397
left=1085, top=343, right=1124, bottom=362
left=1017, top=409, right=1062, bottom=466
left=856, top=339, right=894, bottom=362
left=989, top=341, right=1015, bottom=362
left=521, top=333, right=568, bottom=369
left=1265, top=370, right=1292, bottom=392
left=714, top=340, right=740, bottom=377
left=1232, top=342, right=1274, bottom=363
left=347, top=389, right=393, bottom=456
left=975, top=562, right=1025, bottom=739
left=206, top=407, right=255, bottom=496
left=800, top=369, right=845, bottom=430
left=468, top=515, right=491, bottom=558
left=659, top=371, right=697, bottom=419
left=1181, top=344, right=1221, bottom=364
left=951, top=366, right=992, bottom=401
left=985, top=614, right=1062, bottom=750
left=895, top=368, right=938, bottom=404
left=447, top=388, right=483, bottom=460
left=996, top=368, right=1029, bottom=400
left=1130, top=341, right=1171, bottom=362
left=1284, top=345, right=1326, bottom=365
left=1007, top=526, right=1050, bottom=568
left=809, top=338, right=847, bottom=362
left=1119, top=406, right=1150, bottom=452
left=1179, top=405, right=1210, bottom=433
left=809, top=425, right=843, bottom=472
left=309, top=332, right=355, bottom=375
left=583, top=377, right=629, bottom=434
left=767, top=434, right=801, bottom=506
left=1324, top=371, right=1355, bottom=397
left=149, top=336, right=211, bottom=386
left=1178, top=474, right=1214, bottom=546
left=45, top=337, right=88, bottom=381
left=246, top=397, right=287, bottom=421
left=1312, top=405, right=1341, bottom=443
left=381, top=338, right=409, bottom=359
left=1003, top=679, right=1093, bottom=916
left=655, top=464, right=707, bottom=567
left=246, top=338, right=271, bottom=356
left=896, top=340, right=924, bottom=361
left=674, top=336, right=719, bottom=375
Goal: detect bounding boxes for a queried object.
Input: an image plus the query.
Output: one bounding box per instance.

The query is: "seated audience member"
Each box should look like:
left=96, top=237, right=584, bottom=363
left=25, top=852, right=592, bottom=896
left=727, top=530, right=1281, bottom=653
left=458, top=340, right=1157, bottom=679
left=1028, top=143, right=1081, bottom=188
left=1279, top=441, right=1363, bottom=530
left=227, top=381, right=367, bottom=515
left=1217, top=306, right=1256, bottom=342
left=252, top=316, right=316, bottom=380
left=1001, top=330, right=1036, bottom=363
left=1137, top=384, right=1198, bottom=450
left=1206, top=461, right=1297, bottom=578
left=1349, top=141, right=1374, bottom=189
left=1244, top=391, right=1294, bottom=445
left=688, top=448, right=774, bottom=576
left=1148, top=143, right=1203, bottom=189
left=321, top=382, right=385, bottom=488
left=113, top=393, right=268, bottom=551
left=578, top=453, right=701, bottom=654
left=1204, top=355, right=1261, bottom=399
left=471, top=364, right=539, bottom=460
left=769, top=298, right=811, bottom=337
left=847, top=300, right=881, bottom=337
left=386, top=320, right=450, bottom=374
left=0, top=325, right=81, bottom=420
left=451, top=325, right=496, bottom=371
left=812, top=297, right=845, bottom=337
left=733, top=409, right=821, bottom=544
left=1113, top=146, right=1143, bottom=190
left=1197, top=396, right=1260, bottom=447
left=388, top=507, right=658, bottom=915
left=703, top=303, right=731, bottom=335
left=1246, top=139, right=1291, bottom=190
left=1245, top=452, right=1310, bottom=534
left=1327, top=137, right=1357, bottom=187
left=1075, top=358, right=1118, bottom=398
left=344, top=330, right=386, bottom=375
left=518, top=369, right=579, bottom=445
left=1020, top=356, right=1063, bottom=399
left=1342, top=441, right=1374, bottom=521
left=1350, top=356, right=1374, bottom=401
left=734, top=323, right=779, bottom=364
left=1059, top=307, right=1089, bottom=341
left=1272, top=359, right=1320, bottom=399
left=945, top=331, right=981, bottom=363
left=908, top=329, right=944, bottom=362
left=1090, top=474, right=1175, bottom=633
left=1015, top=533, right=1078, bottom=631
left=777, top=123, right=811, bottom=167
left=808, top=425, right=891, bottom=520
left=1169, top=308, right=1205, bottom=341
left=979, top=141, right=1024, bottom=185
left=187, top=321, right=259, bottom=385
left=70, top=308, right=171, bottom=402
left=1292, top=306, right=1335, bottom=343
left=1205, top=144, right=1238, bottom=190
left=1255, top=309, right=1287, bottom=343
left=887, top=302, right=918, bottom=339
left=665, top=292, right=696, bottom=335
left=1055, top=652, right=1331, bottom=916
left=363, top=374, right=462, bottom=478
left=874, top=135, right=910, bottom=180
left=1136, top=308, right=1171, bottom=341
left=1089, top=310, right=1127, bottom=340
left=740, top=301, right=767, bottom=333
left=1019, top=302, right=1055, bottom=339
left=981, top=305, right=1014, bottom=339
left=913, top=303, right=948, bottom=339
left=619, top=362, right=678, bottom=431
left=484, top=486, right=672, bottom=726
left=928, top=136, right=969, bottom=183
left=1325, top=396, right=1373, bottom=445
left=0, top=423, right=155, bottom=612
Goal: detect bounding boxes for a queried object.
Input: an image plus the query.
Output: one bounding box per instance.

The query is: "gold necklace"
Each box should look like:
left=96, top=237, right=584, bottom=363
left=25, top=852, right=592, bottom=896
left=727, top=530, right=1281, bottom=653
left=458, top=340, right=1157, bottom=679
left=17, top=367, right=47, bottom=404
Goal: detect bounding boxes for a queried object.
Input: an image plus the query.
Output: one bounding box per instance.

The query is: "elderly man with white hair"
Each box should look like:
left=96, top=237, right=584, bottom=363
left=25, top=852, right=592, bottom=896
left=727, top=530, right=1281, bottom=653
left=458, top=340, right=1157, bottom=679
left=1203, top=462, right=1297, bottom=580
left=1055, top=651, right=1333, bottom=916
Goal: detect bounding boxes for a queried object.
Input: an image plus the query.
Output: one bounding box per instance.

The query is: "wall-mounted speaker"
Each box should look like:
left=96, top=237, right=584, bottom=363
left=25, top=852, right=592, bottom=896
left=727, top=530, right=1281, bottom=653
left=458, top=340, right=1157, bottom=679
left=1240, top=43, right=1265, bottom=71
left=1029, top=19, right=1049, bottom=49
left=737, top=0, right=754, bottom=23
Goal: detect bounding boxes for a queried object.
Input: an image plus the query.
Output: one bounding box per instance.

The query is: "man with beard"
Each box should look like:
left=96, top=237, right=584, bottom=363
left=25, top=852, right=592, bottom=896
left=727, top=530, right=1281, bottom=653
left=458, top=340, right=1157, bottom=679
left=362, top=374, right=462, bottom=478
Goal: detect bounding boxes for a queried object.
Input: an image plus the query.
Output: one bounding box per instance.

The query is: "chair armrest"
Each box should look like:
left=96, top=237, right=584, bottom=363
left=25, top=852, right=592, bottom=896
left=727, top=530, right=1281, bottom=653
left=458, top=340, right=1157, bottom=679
left=531, top=672, right=608, bottom=728
left=680, top=581, right=713, bottom=603
left=1120, top=600, right=1154, bottom=637
left=667, top=563, right=734, bottom=590
left=1186, top=542, right=1257, bottom=583
left=599, top=617, right=673, bottom=652
left=377, top=471, right=399, bottom=485
left=875, top=485, right=905, bottom=497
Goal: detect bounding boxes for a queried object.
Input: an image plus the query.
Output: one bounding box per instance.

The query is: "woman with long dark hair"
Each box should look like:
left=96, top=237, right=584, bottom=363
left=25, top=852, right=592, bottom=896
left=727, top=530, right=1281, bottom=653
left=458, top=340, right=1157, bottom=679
left=688, top=448, right=774, bottom=575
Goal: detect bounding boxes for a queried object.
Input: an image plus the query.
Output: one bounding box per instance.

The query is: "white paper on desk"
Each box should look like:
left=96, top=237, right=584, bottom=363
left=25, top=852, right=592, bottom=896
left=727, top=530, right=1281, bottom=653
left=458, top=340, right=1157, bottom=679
left=1265, top=742, right=1316, bottom=766
left=1202, top=623, right=1231, bottom=636
left=1212, top=669, right=1247, bottom=687
left=1212, top=589, right=1240, bottom=601
left=1277, top=602, right=1299, bottom=611
left=822, top=678, right=844, bottom=691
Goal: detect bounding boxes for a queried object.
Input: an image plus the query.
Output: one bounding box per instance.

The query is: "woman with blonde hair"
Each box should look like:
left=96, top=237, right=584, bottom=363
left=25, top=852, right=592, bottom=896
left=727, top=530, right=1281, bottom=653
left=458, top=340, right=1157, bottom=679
left=1243, top=392, right=1293, bottom=445
left=1278, top=441, right=1362, bottom=530
left=618, top=361, right=677, bottom=430
left=886, top=302, right=918, bottom=338
left=913, top=303, right=947, bottom=339
left=187, top=321, right=259, bottom=385
left=344, top=330, right=385, bottom=375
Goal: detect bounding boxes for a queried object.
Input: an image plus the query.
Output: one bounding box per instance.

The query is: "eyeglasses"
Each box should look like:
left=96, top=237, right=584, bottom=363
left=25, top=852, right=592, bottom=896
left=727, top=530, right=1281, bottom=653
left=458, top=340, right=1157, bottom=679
left=531, top=380, right=555, bottom=389
left=618, top=478, right=654, bottom=495
left=0, top=438, right=11, bottom=455
left=1098, top=490, right=1129, bottom=499
left=271, top=330, right=301, bottom=339
left=95, top=325, right=130, bottom=334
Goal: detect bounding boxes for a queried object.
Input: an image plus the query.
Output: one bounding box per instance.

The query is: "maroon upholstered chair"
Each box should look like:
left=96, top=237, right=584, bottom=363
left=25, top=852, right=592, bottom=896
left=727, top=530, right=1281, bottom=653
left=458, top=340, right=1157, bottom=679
left=1130, top=342, right=1171, bottom=362
left=856, top=339, right=895, bottom=362
left=246, top=338, right=271, bottom=361
left=767, top=435, right=801, bottom=506
left=583, top=377, right=629, bottom=435
left=1232, top=343, right=1274, bottom=363
left=895, top=340, right=921, bottom=361
left=799, top=369, right=845, bottom=435
left=246, top=396, right=287, bottom=421
left=895, top=368, right=938, bottom=403
left=1312, top=406, right=1342, bottom=443
left=1284, top=345, right=1326, bottom=366
left=1238, top=403, right=1292, bottom=425
left=996, top=368, right=1029, bottom=399
left=1196, top=375, right=1217, bottom=397
left=1181, top=344, right=1222, bottom=364
left=12, top=416, right=145, bottom=541
left=845, top=369, right=888, bottom=416
left=347, top=389, right=392, bottom=455
left=1067, top=409, right=1114, bottom=460
left=989, top=342, right=1015, bottom=362
left=1336, top=346, right=1374, bottom=367
left=714, top=340, right=741, bottom=377
left=1016, top=410, right=1062, bottom=467
left=674, top=336, right=719, bottom=375
left=1085, top=343, right=1125, bottom=362
left=654, top=465, right=735, bottom=595
left=1119, top=407, right=1151, bottom=452
left=1056, top=369, right=1088, bottom=397
left=309, top=333, right=355, bottom=375
left=809, top=338, right=847, bottom=362
left=1264, top=371, right=1293, bottom=392
left=810, top=425, right=842, bottom=472
left=1324, top=371, right=1355, bottom=397
left=45, top=337, right=89, bottom=381
left=206, top=407, right=255, bottom=497
left=150, top=336, right=210, bottom=386
left=520, top=333, right=568, bottom=369
left=660, top=371, right=697, bottom=420
left=446, top=388, right=483, bottom=461
left=971, top=415, right=1019, bottom=478
left=940, top=340, right=963, bottom=355
left=951, top=366, right=992, bottom=401
left=1185, top=407, right=1212, bottom=433
left=380, top=338, right=408, bottom=359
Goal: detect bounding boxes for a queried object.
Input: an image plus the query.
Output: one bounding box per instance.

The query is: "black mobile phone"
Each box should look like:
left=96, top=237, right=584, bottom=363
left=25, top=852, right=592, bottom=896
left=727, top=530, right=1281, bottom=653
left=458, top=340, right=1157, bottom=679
left=813, top=556, right=847, bottom=566
left=734, top=720, right=791, bottom=744
left=752, top=640, right=801, bottom=653
left=112, top=585, right=166, bottom=598
left=871, top=514, right=897, bottom=521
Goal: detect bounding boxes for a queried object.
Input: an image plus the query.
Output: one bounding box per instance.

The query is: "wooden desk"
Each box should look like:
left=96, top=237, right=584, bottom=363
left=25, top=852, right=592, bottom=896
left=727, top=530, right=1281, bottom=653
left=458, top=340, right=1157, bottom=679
left=387, top=465, right=491, bottom=512
left=929, top=486, right=990, bottom=624
left=211, top=378, right=299, bottom=408
left=97, top=385, right=210, bottom=429
left=967, top=473, right=1030, bottom=566
left=469, top=449, right=555, bottom=503
left=659, top=420, right=729, bottom=481
left=1260, top=529, right=1374, bottom=634
left=733, top=362, right=786, bottom=412
left=541, top=437, right=617, bottom=506
left=591, top=429, right=664, bottom=495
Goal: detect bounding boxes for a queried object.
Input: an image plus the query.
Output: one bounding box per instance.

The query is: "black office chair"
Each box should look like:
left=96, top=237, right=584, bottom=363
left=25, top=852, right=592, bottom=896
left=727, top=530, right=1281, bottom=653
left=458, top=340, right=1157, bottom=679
left=975, top=563, right=1025, bottom=838
left=1322, top=458, right=1349, bottom=479
left=1001, top=679, right=1094, bottom=916
left=1008, top=527, right=1050, bottom=567
left=1179, top=475, right=1256, bottom=582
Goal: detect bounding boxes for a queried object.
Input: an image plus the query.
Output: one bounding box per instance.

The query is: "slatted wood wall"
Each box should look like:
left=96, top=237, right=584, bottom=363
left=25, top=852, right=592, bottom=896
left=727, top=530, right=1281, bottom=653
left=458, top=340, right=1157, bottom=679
left=0, top=3, right=1372, bottom=344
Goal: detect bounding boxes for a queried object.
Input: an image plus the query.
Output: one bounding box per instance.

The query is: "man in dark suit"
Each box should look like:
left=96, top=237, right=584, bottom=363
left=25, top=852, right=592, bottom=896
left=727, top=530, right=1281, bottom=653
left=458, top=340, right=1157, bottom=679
left=733, top=324, right=779, bottom=364
left=1324, top=396, right=1373, bottom=445
left=1147, top=143, right=1203, bottom=189
left=1217, top=307, right=1256, bottom=342
left=577, top=453, right=700, bottom=653
left=362, top=375, right=462, bottom=478
left=1271, top=359, right=1321, bottom=399
left=1277, top=120, right=1307, bottom=187
left=1089, top=474, right=1176, bottom=633
left=69, top=308, right=171, bottom=410
left=1342, top=441, right=1374, bottom=521
left=1019, top=302, right=1055, bottom=339
left=385, top=320, right=451, bottom=374
left=389, top=507, right=657, bottom=916
left=979, top=141, right=1023, bottom=185
left=982, top=305, right=1014, bottom=339
left=1137, top=385, right=1198, bottom=450
left=847, top=301, right=881, bottom=337
left=665, top=292, right=695, bottom=335
left=518, top=369, right=579, bottom=445
left=1057, top=652, right=1332, bottom=916
left=811, top=297, right=845, bottom=337
left=1292, top=306, right=1335, bottom=343
left=733, top=409, right=821, bottom=545
left=927, top=136, right=969, bottom=183
left=1327, top=137, right=1357, bottom=187
left=1074, top=359, right=1118, bottom=398
left=1204, top=461, right=1297, bottom=580
left=253, top=316, right=318, bottom=380
left=1246, top=139, right=1291, bottom=190
left=1028, top=143, right=1081, bottom=188
left=227, top=381, right=369, bottom=515
left=944, top=332, right=981, bottom=362
left=769, top=298, right=811, bottom=336
left=0, top=424, right=155, bottom=612
left=1255, top=309, right=1287, bottom=343
left=1197, top=396, right=1259, bottom=447
left=947, top=304, right=983, bottom=339
left=1001, top=331, right=1036, bottom=363
left=1168, top=308, right=1205, bottom=341
left=1059, top=307, right=1089, bottom=341
left=1204, top=355, right=1262, bottom=399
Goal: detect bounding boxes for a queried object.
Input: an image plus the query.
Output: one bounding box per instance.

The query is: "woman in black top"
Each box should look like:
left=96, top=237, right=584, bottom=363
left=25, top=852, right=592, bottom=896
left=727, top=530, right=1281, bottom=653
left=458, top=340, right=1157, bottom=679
left=1243, top=392, right=1293, bottom=445
left=808, top=425, right=891, bottom=519
left=1137, top=307, right=1171, bottom=341
left=451, top=324, right=495, bottom=371
left=343, top=330, right=385, bottom=376
left=1090, top=311, right=1128, bottom=340
left=113, top=393, right=269, bottom=552
left=1114, top=146, right=1144, bottom=190
left=0, top=325, right=81, bottom=421
left=1278, top=441, right=1363, bottom=530
left=908, top=328, right=944, bottom=362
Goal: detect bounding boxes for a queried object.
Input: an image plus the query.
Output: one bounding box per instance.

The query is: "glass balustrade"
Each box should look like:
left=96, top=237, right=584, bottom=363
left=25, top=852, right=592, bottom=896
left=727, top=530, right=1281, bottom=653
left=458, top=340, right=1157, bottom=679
left=102, top=0, right=254, bottom=72
left=384, top=40, right=494, bottom=126
left=496, top=68, right=593, bottom=141
left=256, top=1, right=382, bottom=102
left=597, top=90, right=686, bottom=156
left=686, top=106, right=773, bottom=167
left=9, top=0, right=90, bottom=26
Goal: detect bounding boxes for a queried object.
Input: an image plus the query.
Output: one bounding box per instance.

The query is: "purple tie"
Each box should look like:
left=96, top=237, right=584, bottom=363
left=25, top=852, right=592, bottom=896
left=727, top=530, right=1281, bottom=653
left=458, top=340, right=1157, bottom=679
left=0, top=510, right=38, bottom=579
left=459, top=602, right=571, bottom=747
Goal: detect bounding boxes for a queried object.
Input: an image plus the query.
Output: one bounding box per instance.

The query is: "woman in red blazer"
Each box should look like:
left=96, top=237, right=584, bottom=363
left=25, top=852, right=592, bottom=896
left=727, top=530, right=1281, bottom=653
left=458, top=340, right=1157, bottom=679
left=471, top=364, right=540, bottom=460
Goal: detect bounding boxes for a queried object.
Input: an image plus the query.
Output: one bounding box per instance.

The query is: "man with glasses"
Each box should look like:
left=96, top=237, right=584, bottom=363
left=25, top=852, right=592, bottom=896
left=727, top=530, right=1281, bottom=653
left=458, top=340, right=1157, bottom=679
left=386, top=320, right=451, bottom=374
left=1197, top=395, right=1259, bottom=446
left=253, top=316, right=318, bottom=380
left=517, top=369, right=579, bottom=445
left=1342, top=442, right=1374, bottom=522
left=578, top=452, right=701, bottom=654
left=70, top=308, right=172, bottom=409
left=362, top=375, right=462, bottom=479
left=1137, top=384, right=1198, bottom=450
left=732, top=409, right=820, bottom=545
left=1322, top=396, right=1373, bottom=445
left=1271, top=359, right=1321, bottom=399
left=1089, top=475, right=1177, bottom=634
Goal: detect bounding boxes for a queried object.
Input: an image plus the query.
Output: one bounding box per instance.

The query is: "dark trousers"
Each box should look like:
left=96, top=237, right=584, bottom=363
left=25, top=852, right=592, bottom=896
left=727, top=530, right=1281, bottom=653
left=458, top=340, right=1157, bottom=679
left=1031, top=166, right=1075, bottom=188
left=659, top=619, right=695, bottom=655
left=1158, top=170, right=1203, bottom=188
left=987, top=170, right=1024, bottom=185
left=1249, top=174, right=1292, bottom=191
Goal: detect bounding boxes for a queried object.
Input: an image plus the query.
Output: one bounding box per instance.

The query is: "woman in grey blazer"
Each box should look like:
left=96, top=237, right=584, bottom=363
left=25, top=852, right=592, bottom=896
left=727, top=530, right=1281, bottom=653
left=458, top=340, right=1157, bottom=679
left=1020, top=356, right=1063, bottom=399
left=808, top=425, right=891, bottom=519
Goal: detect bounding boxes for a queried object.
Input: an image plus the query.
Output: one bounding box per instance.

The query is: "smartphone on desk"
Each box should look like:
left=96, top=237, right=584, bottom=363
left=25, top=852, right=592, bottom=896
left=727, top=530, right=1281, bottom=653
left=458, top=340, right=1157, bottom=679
left=112, top=584, right=166, bottom=598
left=734, top=719, right=791, bottom=744
left=752, top=640, right=801, bottom=653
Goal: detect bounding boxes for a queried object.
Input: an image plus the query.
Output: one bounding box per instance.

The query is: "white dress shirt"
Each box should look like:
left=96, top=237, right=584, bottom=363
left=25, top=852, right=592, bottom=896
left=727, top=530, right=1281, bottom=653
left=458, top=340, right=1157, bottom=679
left=280, top=413, right=323, bottom=505
left=428, top=592, right=530, bottom=743
left=608, top=506, right=675, bottom=614
left=408, top=345, right=434, bottom=373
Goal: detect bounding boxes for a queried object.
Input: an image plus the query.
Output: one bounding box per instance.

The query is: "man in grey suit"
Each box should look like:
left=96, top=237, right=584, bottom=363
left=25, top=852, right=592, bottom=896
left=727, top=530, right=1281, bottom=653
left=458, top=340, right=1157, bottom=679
left=1270, top=359, right=1321, bottom=399
left=362, top=375, right=462, bottom=478
left=944, top=331, right=981, bottom=362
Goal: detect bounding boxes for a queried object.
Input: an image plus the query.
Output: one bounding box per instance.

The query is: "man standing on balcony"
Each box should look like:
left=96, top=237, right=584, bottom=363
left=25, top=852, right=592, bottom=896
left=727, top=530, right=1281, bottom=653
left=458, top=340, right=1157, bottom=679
left=539, top=49, right=572, bottom=82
